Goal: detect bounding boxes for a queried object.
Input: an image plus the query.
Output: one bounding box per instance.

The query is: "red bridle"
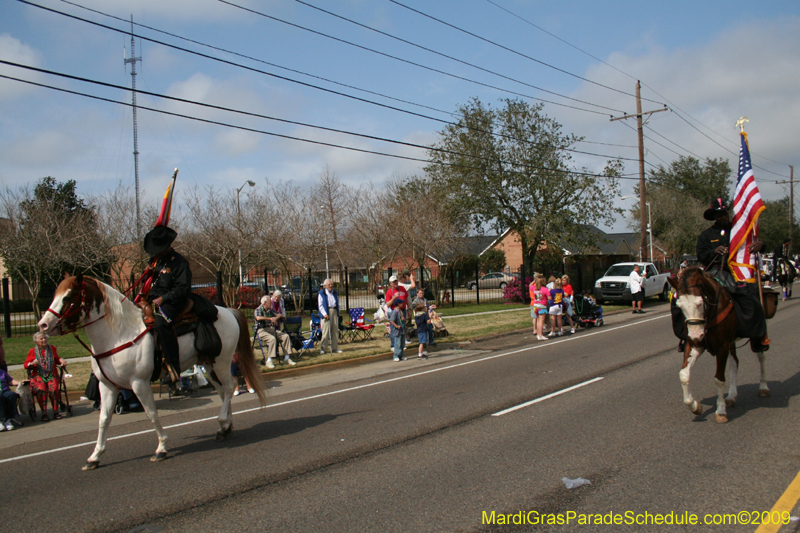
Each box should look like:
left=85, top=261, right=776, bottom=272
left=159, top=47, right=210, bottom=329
left=45, top=278, right=151, bottom=390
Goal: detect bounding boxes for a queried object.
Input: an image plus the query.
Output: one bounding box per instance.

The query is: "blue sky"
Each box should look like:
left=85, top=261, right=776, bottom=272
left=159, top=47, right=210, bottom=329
left=1, top=0, right=799, bottom=232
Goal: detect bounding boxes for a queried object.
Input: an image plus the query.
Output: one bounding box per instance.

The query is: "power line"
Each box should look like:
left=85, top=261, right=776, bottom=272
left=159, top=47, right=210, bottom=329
left=481, top=0, right=792, bottom=173
left=284, top=0, right=626, bottom=114
left=39, top=0, right=642, bottom=158
left=0, top=71, right=642, bottom=181
left=1, top=59, right=640, bottom=164
left=57, top=0, right=456, bottom=120
left=214, top=0, right=619, bottom=115
left=387, top=0, right=665, bottom=106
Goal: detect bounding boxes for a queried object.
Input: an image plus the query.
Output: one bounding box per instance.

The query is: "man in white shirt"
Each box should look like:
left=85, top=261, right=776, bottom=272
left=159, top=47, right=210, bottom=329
left=629, top=264, right=647, bottom=314
left=317, top=279, right=342, bottom=354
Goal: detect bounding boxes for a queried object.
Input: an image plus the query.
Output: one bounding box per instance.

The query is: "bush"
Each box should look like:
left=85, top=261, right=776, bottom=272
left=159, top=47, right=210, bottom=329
left=503, top=277, right=533, bottom=303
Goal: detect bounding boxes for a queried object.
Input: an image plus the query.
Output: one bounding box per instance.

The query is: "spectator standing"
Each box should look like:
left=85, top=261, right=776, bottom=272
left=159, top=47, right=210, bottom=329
left=561, top=275, right=576, bottom=334
left=384, top=275, right=408, bottom=349
left=388, top=301, right=407, bottom=362
left=230, top=350, right=255, bottom=396
left=318, top=279, right=342, bottom=355
left=630, top=264, right=647, bottom=314
left=548, top=279, right=565, bottom=337
left=530, top=276, right=550, bottom=341
left=398, top=270, right=416, bottom=342
left=0, top=366, right=21, bottom=431
left=414, top=302, right=431, bottom=359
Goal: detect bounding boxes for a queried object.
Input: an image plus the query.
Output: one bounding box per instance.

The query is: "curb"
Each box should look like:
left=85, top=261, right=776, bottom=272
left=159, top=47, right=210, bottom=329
left=53, top=302, right=667, bottom=404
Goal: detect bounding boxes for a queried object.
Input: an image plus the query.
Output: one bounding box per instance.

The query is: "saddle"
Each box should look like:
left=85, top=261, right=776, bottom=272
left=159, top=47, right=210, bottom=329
left=137, top=293, right=223, bottom=369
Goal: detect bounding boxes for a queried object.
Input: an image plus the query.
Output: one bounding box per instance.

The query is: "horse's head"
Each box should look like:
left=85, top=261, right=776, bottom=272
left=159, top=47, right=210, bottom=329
left=38, top=274, right=105, bottom=336
left=672, top=267, right=710, bottom=344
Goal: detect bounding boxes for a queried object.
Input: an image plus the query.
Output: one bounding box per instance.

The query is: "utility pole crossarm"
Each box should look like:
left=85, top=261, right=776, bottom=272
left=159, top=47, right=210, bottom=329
left=609, top=106, right=668, bottom=122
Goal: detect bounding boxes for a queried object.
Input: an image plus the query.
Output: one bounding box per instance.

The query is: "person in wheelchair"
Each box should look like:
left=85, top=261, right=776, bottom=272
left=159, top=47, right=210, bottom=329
left=24, top=332, right=68, bottom=422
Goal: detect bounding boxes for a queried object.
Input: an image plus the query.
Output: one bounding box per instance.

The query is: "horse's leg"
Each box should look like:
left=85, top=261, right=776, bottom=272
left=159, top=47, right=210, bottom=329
left=713, top=345, right=730, bottom=423
left=130, top=378, right=169, bottom=462
left=757, top=350, right=770, bottom=397
left=83, top=382, right=118, bottom=470
left=680, top=342, right=704, bottom=416
left=725, top=345, right=739, bottom=408
left=208, top=365, right=234, bottom=440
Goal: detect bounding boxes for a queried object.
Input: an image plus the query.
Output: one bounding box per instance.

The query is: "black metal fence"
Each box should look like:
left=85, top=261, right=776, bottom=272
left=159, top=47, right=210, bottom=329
left=3, top=258, right=677, bottom=337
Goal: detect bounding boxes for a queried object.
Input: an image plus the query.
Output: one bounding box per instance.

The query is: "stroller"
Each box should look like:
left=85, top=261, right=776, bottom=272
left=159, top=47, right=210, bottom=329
left=571, top=294, right=604, bottom=328
left=430, top=310, right=449, bottom=338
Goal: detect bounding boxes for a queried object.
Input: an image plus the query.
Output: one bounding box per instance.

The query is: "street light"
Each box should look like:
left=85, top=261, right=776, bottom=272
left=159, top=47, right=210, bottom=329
left=320, top=205, right=330, bottom=279
left=621, top=195, right=653, bottom=262
left=236, top=180, right=256, bottom=284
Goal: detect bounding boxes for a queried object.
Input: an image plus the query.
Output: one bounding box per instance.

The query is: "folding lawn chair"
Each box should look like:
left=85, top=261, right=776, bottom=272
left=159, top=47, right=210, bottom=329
left=296, top=313, right=322, bottom=357
left=339, top=310, right=358, bottom=343
left=348, top=308, right=375, bottom=341
left=282, top=316, right=305, bottom=352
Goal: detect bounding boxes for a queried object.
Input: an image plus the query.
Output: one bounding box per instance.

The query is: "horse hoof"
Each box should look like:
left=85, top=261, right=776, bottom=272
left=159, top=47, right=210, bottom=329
left=725, top=399, right=736, bottom=408
left=759, top=389, right=771, bottom=398
left=215, top=424, right=233, bottom=441
left=715, top=414, right=728, bottom=424
left=150, top=452, right=168, bottom=462
left=82, top=461, right=99, bottom=471
left=691, top=402, right=703, bottom=416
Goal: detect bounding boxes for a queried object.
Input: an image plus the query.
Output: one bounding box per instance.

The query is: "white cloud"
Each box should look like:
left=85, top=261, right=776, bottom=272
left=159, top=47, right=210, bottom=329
left=0, top=34, right=44, bottom=101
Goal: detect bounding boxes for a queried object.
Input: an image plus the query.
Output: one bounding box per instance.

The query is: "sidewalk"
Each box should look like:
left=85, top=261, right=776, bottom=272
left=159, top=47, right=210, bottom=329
left=0, top=301, right=668, bottom=450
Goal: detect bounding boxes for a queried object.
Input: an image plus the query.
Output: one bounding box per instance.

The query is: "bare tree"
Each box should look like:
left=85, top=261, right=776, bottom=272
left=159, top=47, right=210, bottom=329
left=313, top=166, right=354, bottom=273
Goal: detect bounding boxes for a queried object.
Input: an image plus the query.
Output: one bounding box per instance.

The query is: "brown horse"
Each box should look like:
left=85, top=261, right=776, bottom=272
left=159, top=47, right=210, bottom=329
left=668, top=267, right=769, bottom=423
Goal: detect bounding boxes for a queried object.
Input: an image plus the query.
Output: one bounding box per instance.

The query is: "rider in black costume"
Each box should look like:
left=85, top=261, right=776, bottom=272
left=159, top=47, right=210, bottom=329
left=143, top=226, right=192, bottom=391
left=691, top=198, right=769, bottom=352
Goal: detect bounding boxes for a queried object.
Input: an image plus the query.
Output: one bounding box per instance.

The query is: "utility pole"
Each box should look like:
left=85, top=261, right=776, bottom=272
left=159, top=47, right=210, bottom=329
left=124, top=15, right=142, bottom=239
left=777, top=165, right=796, bottom=256
left=610, top=81, right=668, bottom=262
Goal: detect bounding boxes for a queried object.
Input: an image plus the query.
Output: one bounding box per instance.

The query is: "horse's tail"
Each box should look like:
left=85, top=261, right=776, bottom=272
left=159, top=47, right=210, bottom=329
left=231, top=308, right=267, bottom=406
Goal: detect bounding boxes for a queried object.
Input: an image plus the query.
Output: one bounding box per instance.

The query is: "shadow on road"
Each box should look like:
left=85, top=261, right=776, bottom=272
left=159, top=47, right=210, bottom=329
left=695, top=368, right=800, bottom=422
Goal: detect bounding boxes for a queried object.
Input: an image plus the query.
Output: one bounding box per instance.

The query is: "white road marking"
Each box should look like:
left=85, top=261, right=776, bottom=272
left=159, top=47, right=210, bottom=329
left=491, top=377, right=605, bottom=416
left=0, top=313, right=669, bottom=464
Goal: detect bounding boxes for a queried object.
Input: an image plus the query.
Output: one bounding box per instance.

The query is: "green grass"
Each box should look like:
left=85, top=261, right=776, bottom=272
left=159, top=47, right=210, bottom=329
left=3, top=334, right=90, bottom=365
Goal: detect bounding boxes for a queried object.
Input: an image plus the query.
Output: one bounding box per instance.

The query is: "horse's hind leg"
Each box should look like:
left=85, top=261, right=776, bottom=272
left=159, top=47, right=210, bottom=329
left=84, top=382, right=118, bottom=470
left=713, top=347, right=731, bottom=423
left=680, top=343, right=704, bottom=416
left=757, top=351, right=770, bottom=397
left=131, top=378, right=169, bottom=461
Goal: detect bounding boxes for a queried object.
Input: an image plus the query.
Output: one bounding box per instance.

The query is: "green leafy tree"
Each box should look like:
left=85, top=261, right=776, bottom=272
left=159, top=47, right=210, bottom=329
left=759, top=196, right=800, bottom=253
left=0, top=177, right=108, bottom=318
left=425, top=97, right=621, bottom=277
left=479, top=248, right=506, bottom=274
left=629, top=157, right=734, bottom=257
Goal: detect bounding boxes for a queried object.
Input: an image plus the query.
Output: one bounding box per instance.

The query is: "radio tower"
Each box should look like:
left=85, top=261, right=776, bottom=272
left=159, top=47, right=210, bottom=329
left=124, top=15, right=142, bottom=239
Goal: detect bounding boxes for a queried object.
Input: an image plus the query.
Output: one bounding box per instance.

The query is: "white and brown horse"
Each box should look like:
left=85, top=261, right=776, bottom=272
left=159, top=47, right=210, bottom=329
left=669, top=267, right=769, bottom=423
left=37, top=274, right=266, bottom=470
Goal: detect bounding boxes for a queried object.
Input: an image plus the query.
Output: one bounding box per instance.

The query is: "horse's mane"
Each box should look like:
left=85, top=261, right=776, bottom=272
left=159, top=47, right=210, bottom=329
left=92, top=278, right=143, bottom=334
left=678, top=266, right=704, bottom=294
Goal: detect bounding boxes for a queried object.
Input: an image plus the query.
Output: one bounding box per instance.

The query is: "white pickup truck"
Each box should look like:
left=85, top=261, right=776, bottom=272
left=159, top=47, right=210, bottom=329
left=593, top=262, right=671, bottom=305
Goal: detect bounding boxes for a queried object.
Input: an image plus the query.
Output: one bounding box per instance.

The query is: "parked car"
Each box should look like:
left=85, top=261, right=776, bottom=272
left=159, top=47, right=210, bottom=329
left=467, top=272, right=518, bottom=290
left=593, top=262, right=670, bottom=304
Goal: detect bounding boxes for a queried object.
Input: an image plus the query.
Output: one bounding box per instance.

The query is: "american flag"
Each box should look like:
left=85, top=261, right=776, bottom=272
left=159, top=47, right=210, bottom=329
left=728, top=132, right=765, bottom=282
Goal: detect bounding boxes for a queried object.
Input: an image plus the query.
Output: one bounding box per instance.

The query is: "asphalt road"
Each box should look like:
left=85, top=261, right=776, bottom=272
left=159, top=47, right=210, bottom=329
left=3, top=299, right=800, bottom=533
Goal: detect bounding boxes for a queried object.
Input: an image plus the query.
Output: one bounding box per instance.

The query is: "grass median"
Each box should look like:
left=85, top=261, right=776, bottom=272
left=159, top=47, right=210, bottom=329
left=5, top=300, right=633, bottom=393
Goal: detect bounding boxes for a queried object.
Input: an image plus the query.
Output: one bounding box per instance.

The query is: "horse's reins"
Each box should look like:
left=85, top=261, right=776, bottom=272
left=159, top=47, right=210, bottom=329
left=47, top=279, right=152, bottom=390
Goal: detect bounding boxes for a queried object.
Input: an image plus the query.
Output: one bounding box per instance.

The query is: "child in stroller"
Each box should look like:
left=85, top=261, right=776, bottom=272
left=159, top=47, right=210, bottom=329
left=571, top=293, right=603, bottom=328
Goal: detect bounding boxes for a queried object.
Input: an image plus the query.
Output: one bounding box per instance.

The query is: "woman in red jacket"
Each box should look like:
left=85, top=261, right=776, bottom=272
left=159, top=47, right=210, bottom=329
left=25, top=332, right=67, bottom=422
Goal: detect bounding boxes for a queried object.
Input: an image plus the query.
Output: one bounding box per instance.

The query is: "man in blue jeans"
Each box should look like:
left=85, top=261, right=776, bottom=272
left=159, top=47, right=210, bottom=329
left=388, top=301, right=407, bottom=362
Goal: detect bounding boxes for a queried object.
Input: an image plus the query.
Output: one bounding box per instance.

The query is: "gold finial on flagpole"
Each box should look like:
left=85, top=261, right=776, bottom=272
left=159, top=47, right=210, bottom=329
left=736, top=116, right=749, bottom=133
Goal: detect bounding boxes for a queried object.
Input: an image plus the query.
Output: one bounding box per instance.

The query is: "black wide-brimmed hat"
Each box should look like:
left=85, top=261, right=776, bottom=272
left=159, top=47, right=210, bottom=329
left=703, top=198, right=728, bottom=221
left=143, top=225, right=177, bottom=256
